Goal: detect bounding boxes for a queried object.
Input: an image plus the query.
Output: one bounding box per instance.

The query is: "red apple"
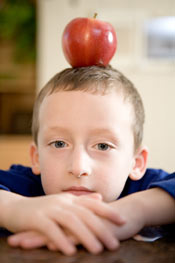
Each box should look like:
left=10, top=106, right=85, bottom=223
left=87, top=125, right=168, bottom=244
left=62, top=15, right=117, bottom=67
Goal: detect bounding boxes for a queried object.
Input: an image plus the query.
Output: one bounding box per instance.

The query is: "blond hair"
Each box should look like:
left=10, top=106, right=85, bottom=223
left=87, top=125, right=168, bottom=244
left=32, top=66, right=145, bottom=151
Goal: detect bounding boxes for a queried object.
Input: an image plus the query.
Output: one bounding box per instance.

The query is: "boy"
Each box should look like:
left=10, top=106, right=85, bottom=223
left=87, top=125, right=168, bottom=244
left=0, top=66, right=174, bottom=255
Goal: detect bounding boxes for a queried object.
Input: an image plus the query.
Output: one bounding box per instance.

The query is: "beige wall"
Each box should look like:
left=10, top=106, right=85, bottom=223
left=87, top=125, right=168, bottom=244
left=37, top=0, right=175, bottom=172
left=0, top=136, right=32, bottom=170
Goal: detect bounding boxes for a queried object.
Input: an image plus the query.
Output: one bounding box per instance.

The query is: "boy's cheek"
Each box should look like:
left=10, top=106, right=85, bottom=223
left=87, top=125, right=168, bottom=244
left=96, top=181, right=121, bottom=202
left=98, top=171, right=129, bottom=202
left=40, top=167, right=65, bottom=195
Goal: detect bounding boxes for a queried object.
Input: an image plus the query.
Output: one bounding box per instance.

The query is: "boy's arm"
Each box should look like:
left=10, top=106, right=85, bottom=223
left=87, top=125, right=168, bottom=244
left=108, top=187, right=175, bottom=240
left=0, top=190, right=124, bottom=254
left=8, top=187, right=175, bottom=251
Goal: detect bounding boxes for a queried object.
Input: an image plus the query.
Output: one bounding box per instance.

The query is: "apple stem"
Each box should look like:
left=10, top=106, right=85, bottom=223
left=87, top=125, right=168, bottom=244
left=93, top=13, right=98, bottom=19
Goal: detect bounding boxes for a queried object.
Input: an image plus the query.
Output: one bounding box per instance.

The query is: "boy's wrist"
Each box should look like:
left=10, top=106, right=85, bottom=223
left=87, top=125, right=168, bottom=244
left=141, top=188, right=175, bottom=226
left=110, top=193, right=146, bottom=228
left=0, top=190, right=26, bottom=229
left=111, top=188, right=175, bottom=228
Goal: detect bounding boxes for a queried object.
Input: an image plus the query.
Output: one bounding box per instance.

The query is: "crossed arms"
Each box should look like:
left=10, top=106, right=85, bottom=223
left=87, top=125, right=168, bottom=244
left=0, top=187, right=174, bottom=255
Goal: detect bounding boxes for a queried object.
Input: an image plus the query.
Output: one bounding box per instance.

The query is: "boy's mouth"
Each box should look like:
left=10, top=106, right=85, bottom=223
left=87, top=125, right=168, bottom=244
left=63, top=186, right=95, bottom=196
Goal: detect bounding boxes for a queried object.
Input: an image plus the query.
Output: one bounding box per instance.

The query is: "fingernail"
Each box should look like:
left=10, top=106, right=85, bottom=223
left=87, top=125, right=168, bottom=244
left=119, top=216, right=126, bottom=224
left=8, top=236, right=19, bottom=246
left=114, top=215, right=126, bottom=224
left=87, top=193, right=102, bottom=200
left=91, top=242, right=103, bottom=254
left=66, top=246, right=77, bottom=256
left=108, top=238, right=119, bottom=250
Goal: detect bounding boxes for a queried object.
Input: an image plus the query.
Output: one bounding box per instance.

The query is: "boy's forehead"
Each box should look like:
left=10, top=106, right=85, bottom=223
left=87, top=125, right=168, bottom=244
left=39, top=89, right=133, bottom=126
left=40, top=88, right=127, bottom=113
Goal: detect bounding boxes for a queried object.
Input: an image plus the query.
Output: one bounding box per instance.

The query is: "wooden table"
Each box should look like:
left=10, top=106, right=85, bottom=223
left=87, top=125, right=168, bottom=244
left=0, top=236, right=174, bottom=263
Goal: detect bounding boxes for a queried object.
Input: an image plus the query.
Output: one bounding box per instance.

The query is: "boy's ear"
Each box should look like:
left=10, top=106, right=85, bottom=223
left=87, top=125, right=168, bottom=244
left=129, top=146, right=148, bottom=181
left=30, top=142, right=40, bottom=175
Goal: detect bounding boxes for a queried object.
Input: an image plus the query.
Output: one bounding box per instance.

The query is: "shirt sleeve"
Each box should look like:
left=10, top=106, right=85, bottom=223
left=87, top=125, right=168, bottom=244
left=0, top=165, right=45, bottom=197
left=0, top=184, right=10, bottom=191
left=120, top=169, right=175, bottom=199
left=148, top=173, right=175, bottom=199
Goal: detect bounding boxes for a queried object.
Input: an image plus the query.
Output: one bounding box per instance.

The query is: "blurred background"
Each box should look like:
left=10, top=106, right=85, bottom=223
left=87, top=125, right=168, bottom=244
left=0, top=0, right=175, bottom=172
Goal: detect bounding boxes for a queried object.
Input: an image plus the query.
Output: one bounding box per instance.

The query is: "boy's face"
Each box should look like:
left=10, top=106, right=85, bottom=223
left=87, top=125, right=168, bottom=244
left=31, top=88, right=147, bottom=202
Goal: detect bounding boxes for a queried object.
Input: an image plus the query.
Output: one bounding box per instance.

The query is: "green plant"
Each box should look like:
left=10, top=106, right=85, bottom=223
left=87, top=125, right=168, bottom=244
left=0, top=0, right=36, bottom=63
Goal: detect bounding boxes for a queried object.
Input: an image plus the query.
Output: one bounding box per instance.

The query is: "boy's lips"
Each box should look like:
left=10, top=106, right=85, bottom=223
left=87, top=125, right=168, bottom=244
left=63, top=186, right=95, bottom=196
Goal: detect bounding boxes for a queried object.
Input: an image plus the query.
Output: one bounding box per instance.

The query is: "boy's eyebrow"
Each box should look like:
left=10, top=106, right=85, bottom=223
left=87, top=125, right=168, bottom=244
left=45, top=126, right=119, bottom=138
left=89, top=128, right=120, bottom=140
left=89, top=128, right=117, bottom=135
left=45, top=126, right=70, bottom=134
left=45, top=126, right=117, bottom=136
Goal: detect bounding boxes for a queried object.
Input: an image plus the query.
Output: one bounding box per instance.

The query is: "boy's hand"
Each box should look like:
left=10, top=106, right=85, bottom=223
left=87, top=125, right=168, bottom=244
left=102, top=188, right=175, bottom=241
left=7, top=187, right=175, bottom=254
left=1, top=191, right=125, bottom=255
left=8, top=229, right=81, bottom=251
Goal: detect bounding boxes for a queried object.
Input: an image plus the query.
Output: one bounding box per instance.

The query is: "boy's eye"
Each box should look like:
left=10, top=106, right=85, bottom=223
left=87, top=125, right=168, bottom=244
left=97, top=143, right=110, bottom=151
left=53, top=141, right=66, bottom=148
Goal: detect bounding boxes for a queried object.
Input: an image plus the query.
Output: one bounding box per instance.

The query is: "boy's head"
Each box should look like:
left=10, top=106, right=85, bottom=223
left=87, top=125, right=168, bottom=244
left=32, top=66, right=144, bottom=151
left=30, top=66, right=148, bottom=201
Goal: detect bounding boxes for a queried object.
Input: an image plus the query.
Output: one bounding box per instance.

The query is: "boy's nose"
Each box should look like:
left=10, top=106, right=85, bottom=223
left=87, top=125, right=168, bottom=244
left=67, top=148, right=92, bottom=178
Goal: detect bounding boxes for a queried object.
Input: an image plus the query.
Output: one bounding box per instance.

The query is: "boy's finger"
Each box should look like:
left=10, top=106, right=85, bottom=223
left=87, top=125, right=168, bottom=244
left=8, top=231, right=47, bottom=249
left=64, top=228, right=79, bottom=245
left=53, top=210, right=103, bottom=254
left=68, top=205, right=120, bottom=251
left=34, top=218, right=77, bottom=255
left=85, top=193, right=103, bottom=200
left=76, top=198, right=126, bottom=225
left=78, top=197, right=125, bottom=224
